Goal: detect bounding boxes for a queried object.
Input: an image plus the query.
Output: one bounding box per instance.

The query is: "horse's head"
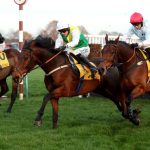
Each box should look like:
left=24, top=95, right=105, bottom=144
left=99, top=34, right=119, bottom=71
left=100, top=34, right=137, bottom=73
left=14, top=40, right=38, bottom=79
left=14, top=36, right=64, bottom=79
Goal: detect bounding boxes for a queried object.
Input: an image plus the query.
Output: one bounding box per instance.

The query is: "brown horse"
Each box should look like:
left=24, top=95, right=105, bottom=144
left=0, top=49, right=21, bottom=112
left=14, top=37, right=101, bottom=128
left=88, top=44, right=102, bottom=63
left=100, top=34, right=150, bottom=125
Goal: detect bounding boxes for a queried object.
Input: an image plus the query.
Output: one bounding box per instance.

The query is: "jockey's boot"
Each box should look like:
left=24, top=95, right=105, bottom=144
left=77, top=54, right=97, bottom=78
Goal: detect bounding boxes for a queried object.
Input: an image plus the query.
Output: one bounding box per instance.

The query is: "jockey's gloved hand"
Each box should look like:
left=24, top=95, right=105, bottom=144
left=130, top=43, right=138, bottom=49
left=59, top=46, right=67, bottom=51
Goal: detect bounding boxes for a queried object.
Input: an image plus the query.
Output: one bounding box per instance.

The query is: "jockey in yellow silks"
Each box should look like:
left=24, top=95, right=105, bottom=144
left=55, top=21, right=97, bottom=78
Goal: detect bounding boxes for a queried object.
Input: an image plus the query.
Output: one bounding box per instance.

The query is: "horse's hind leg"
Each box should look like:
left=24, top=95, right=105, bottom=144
left=0, top=79, right=9, bottom=97
left=6, top=79, right=18, bottom=113
left=34, top=93, right=51, bottom=127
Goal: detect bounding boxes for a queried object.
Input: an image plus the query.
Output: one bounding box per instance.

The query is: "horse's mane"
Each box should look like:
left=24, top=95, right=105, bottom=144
left=23, top=36, right=61, bottom=55
left=23, top=40, right=33, bottom=50
left=107, top=40, right=131, bottom=49
left=23, top=35, right=56, bottom=51
left=35, top=35, right=55, bottom=49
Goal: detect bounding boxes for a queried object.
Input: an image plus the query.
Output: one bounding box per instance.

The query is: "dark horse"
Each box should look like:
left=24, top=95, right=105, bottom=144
left=100, top=34, right=150, bottom=125
left=0, top=49, right=21, bottom=112
left=14, top=37, right=101, bottom=128
left=88, top=44, right=122, bottom=111
left=94, top=66, right=121, bottom=111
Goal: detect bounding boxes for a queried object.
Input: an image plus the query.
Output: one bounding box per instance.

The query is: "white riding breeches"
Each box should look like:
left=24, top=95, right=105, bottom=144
left=69, top=46, right=90, bottom=57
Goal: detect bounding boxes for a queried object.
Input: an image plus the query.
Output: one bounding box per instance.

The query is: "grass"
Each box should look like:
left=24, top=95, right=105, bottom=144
left=0, top=69, right=150, bottom=150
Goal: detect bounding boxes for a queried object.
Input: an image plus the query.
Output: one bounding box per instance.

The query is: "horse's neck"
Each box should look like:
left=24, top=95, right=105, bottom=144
left=36, top=50, right=68, bottom=72
left=118, top=46, right=134, bottom=63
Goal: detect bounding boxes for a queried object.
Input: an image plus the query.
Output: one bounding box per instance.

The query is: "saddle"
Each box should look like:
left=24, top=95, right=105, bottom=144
left=139, top=49, right=150, bottom=77
left=67, top=53, right=100, bottom=81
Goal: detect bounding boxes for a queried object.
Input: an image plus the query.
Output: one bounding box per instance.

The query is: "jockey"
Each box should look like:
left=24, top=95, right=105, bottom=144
left=0, top=33, right=6, bottom=51
left=126, top=12, right=150, bottom=55
left=55, top=21, right=97, bottom=78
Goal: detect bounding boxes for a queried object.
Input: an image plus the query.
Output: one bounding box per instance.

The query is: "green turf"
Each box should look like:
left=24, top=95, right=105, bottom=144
left=0, top=69, right=149, bottom=150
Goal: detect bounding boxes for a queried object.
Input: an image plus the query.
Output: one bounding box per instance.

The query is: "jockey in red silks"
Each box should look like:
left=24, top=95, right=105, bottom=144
left=126, top=12, right=150, bottom=55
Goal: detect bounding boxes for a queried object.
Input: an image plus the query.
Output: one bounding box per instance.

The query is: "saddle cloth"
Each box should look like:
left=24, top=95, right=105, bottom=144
left=76, top=63, right=100, bottom=80
left=67, top=54, right=101, bottom=81
left=0, top=51, right=9, bottom=68
left=139, top=49, right=150, bottom=77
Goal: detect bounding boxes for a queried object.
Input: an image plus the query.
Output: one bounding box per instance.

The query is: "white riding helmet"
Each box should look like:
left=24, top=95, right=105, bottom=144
left=57, top=21, right=70, bottom=31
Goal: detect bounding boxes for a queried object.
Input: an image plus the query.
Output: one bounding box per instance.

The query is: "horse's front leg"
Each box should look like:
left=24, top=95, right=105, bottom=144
left=6, top=79, right=18, bottom=113
left=126, top=86, right=144, bottom=125
left=51, top=98, right=59, bottom=129
left=121, top=94, right=140, bottom=126
left=34, top=93, right=51, bottom=127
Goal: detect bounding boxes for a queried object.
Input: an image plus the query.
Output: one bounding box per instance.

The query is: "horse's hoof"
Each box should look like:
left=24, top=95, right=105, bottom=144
left=133, top=109, right=141, bottom=114
left=122, top=113, right=128, bottom=119
left=6, top=110, right=11, bottom=113
left=34, top=120, right=42, bottom=127
left=53, top=125, right=58, bottom=129
left=130, top=118, right=140, bottom=126
left=130, top=110, right=140, bottom=126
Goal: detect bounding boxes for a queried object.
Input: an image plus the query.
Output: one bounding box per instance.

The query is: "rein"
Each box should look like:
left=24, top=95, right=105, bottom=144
left=113, top=45, right=136, bottom=67
left=16, top=49, right=64, bottom=81
left=124, top=48, right=136, bottom=64
left=31, top=49, right=63, bottom=71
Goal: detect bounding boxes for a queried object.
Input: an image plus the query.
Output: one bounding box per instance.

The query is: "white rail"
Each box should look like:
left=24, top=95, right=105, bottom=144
left=85, top=35, right=139, bottom=46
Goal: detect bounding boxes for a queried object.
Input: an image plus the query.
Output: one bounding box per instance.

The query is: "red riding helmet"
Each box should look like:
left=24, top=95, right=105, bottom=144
left=130, top=12, right=143, bottom=24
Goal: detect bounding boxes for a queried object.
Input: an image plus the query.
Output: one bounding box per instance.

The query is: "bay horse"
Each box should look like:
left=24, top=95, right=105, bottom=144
left=35, top=36, right=121, bottom=108
left=14, top=37, right=101, bottom=128
left=100, top=34, right=149, bottom=125
left=0, top=48, right=21, bottom=112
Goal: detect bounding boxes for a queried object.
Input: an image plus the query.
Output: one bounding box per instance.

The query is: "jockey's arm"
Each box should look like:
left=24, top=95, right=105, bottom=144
left=138, top=39, right=150, bottom=48
left=55, top=34, right=64, bottom=48
left=138, top=31, right=150, bottom=48
left=66, top=29, right=80, bottom=48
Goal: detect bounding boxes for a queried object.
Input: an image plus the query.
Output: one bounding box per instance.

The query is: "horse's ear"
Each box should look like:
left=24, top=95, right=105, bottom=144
left=105, top=34, right=109, bottom=44
left=115, top=35, right=120, bottom=44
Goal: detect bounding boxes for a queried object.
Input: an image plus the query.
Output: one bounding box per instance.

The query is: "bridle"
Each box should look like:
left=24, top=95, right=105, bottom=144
left=30, top=49, right=64, bottom=71
left=103, top=43, right=136, bottom=68
left=15, top=48, right=64, bottom=81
